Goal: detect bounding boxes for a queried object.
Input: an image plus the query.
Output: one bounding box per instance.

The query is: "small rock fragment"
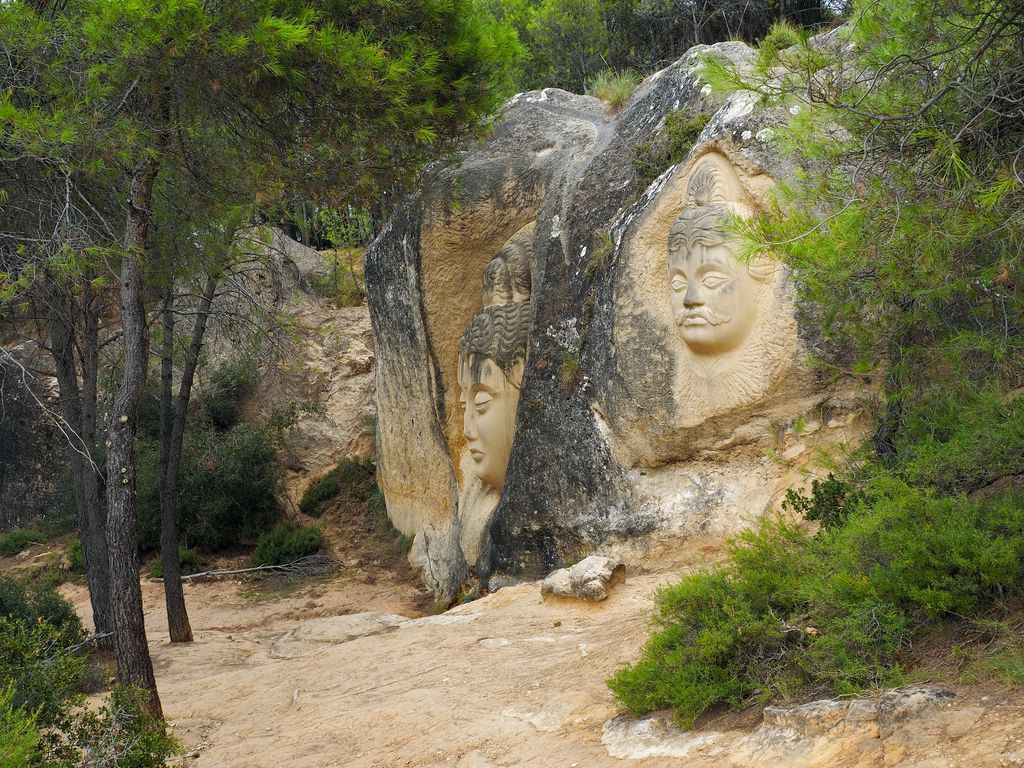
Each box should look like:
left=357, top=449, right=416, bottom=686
left=541, top=556, right=625, bottom=602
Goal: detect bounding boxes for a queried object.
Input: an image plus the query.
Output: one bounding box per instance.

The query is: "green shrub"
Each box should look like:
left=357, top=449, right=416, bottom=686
left=0, top=616, right=87, bottom=725
left=609, top=480, right=1024, bottom=725
left=251, top=521, right=323, bottom=567
left=0, top=528, right=43, bottom=557
left=299, top=455, right=376, bottom=517
left=587, top=69, right=638, bottom=112
left=66, top=536, right=85, bottom=574
left=782, top=473, right=865, bottom=531
left=148, top=546, right=205, bottom=579
left=895, top=391, right=1024, bottom=494
left=68, top=685, right=179, bottom=768
left=137, top=421, right=282, bottom=552
left=0, top=683, right=39, bottom=768
left=203, top=359, right=257, bottom=432
left=0, top=574, right=83, bottom=648
left=987, top=649, right=1024, bottom=684
left=0, top=619, right=176, bottom=767
left=633, top=110, right=712, bottom=191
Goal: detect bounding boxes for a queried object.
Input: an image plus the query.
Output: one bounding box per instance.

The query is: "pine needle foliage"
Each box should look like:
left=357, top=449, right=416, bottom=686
left=724, top=0, right=1024, bottom=467
left=611, top=0, right=1024, bottom=725
left=610, top=481, right=1024, bottom=726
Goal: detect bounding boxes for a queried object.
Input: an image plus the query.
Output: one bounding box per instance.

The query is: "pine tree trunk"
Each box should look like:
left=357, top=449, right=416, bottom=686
left=158, top=286, right=192, bottom=643
left=107, top=157, right=162, bottom=721
left=47, top=277, right=113, bottom=648
left=80, top=280, right=113, bottom=649
left=159, top=273, right=217, bottom=642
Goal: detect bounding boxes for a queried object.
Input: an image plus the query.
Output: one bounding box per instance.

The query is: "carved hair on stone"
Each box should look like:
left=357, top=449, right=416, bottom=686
left=459, top=298, right=531, bottom=385
left=667, top=160, right=773, bottom=281
left=482, top=239, right=533, bottom=306
left=458, top=237, right=534, bottom=495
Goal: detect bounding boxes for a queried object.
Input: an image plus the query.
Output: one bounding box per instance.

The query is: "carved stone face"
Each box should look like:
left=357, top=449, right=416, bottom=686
left=668, top=237, right=759, bottom=355
left=458, top=353, right=523, bottom=490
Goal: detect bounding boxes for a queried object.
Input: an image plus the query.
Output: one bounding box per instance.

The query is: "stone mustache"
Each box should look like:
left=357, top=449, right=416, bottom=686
left=457, top=240, right=532, bottom=491
left=668, top=161, right=774, bottom=358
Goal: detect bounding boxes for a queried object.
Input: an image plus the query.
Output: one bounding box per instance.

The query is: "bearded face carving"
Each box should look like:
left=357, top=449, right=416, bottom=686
left=667, top=161, right=773, bottom=358
left=458, top=241, right=532, bottom=491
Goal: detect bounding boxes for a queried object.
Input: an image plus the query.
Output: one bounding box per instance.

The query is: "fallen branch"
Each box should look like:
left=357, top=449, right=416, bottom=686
left=151, top=552, right=339, bottom=583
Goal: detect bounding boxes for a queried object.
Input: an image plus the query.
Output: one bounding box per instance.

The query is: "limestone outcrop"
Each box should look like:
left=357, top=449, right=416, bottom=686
left=366, top=40, right=867, bottom=601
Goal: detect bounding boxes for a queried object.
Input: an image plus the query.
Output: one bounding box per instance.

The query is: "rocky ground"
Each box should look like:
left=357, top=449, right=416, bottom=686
left=56, top=552, right=1024, bottom=768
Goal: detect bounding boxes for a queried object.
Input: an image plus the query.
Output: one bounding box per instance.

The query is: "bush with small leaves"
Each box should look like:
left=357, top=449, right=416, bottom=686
left=609, top=479, right=1024, bottom=725
left=0, top=683, right=39, bottom=768
left=782, top=473, right=865, bottom=531
left=66, top=536, right=85, bottom=574
left=203, top=360, right=257, bottom=432
left=148, top=546, right=205, bottom=579
left=0, top=528, right=43, bottom=557
left=251, top=521, right=324, bottom=567
left=0, top=573, right=83, bottom=648
left=137, top=421, right=282, bottom=552
left=299, top=456, right=376, bottom=517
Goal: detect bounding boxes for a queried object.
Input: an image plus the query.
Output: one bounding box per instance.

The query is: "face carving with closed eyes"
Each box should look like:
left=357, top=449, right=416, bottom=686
left=458, top=245, right=532, bottom=491
left=458, top=354, right=523, bottom=491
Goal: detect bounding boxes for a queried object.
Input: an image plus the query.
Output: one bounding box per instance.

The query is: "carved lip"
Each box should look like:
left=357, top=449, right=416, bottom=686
left=682, top=316, right=710, bottom=326
left=468, top=448, right=485, bottom=461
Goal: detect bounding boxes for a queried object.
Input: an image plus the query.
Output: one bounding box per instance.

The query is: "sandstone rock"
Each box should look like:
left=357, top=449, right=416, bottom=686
left=762, top=699, right=849, bottom=737
left=877, top=687, right=956, bottom=739
left=366, top=38, right=868, bottom=599
left=539, top=568, right=573, bottom=598
left=601, top=714, right=722, bottom=760
left=270, top=612, right=408, bottom=659
left=1004, top=746, right=1024, bottom=766
left=541, top=555, right=625, bottom=601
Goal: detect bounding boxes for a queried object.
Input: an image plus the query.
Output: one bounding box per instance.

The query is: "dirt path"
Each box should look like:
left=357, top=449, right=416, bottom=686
left=62, top=567, right=672, bottom=768
left=61, top=565, right=1024, bottom=768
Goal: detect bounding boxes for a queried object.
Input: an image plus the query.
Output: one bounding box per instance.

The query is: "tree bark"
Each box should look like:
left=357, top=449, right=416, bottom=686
left=107, top=156, right=162, bottom=721
left=79, top=278, right=112, bottom=649
left=157, top=274, right=217, bottom=644
left=47, top=276, right=113, bottom=648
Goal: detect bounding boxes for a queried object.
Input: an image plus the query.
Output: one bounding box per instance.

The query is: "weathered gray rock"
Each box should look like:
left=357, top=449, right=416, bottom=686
left=366, top=40, right=867, bottom=600
left=541, top=555, right=625, bottom=601
left=877, top=686, right=956, bottom=739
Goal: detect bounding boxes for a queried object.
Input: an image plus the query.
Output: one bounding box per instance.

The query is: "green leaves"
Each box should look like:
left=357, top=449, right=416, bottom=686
left=610, top=480, right=1024, bottom=723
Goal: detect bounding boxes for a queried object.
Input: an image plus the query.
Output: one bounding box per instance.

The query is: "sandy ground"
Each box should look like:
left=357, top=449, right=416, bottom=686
left=58, top=561, right=1024, bottom=768
left=59, top=565, right=674, bottom=768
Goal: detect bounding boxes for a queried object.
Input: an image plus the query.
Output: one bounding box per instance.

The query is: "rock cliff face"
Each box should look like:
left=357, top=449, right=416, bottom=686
left=0, top=346, right=67, bottom=528
left=368, top=40, right=867, bottom=601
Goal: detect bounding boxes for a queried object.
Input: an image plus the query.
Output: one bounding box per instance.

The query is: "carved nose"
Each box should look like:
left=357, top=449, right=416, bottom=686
left=463, top=408, right=477, bottom=440
left=683, top=285, right=703, bottom=307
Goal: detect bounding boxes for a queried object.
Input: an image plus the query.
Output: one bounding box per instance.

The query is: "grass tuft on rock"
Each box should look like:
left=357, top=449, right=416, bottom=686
left=587, top=69, right=638, bottom=112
